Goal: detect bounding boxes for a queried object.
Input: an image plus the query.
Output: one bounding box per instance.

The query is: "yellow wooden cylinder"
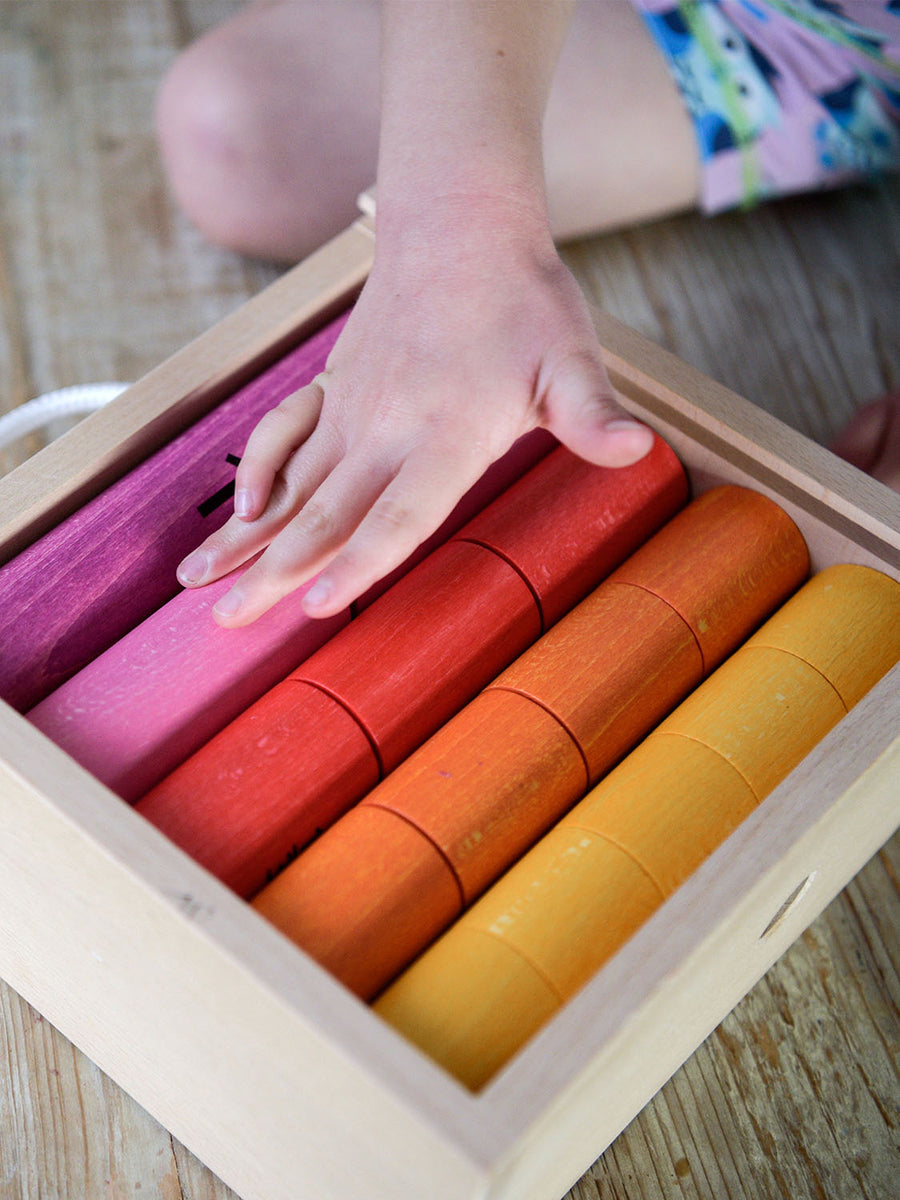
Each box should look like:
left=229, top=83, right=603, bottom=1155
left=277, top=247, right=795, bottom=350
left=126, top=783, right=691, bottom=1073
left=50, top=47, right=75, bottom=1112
left=650, top=644, right=847, bottom=798
left=568, top=734, right=758, bottom=894
left=376, top=565, right=900, bottom=1089
left=462, top=827, right=662, bottom=1000
left=743, top=562, right=900, bottom=707
left=375, top=928, right=561, bottom=1092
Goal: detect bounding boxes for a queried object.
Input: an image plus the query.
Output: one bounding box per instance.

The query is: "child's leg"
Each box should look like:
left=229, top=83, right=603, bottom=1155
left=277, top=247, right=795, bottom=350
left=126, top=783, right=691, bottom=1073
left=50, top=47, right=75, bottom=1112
left=156, top=0, right=383, bottom=262
left=543, top=0, right=700, bottom=240
left=155, top=0, right=699, bottom=261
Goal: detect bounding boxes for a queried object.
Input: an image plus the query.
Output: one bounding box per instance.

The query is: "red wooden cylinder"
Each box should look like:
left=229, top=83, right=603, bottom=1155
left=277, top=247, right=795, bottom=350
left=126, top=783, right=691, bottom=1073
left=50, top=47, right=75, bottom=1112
left=137, top=681, right=379, bottom=898
left=294, top=540, right=541, bottom=774
left=457, top=436, right=688, bottom=626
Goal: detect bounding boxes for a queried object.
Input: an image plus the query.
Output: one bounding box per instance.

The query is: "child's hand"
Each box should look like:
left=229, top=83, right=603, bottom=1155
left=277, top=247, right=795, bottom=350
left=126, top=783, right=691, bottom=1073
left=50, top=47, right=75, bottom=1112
left=177, top=202, right=653, bottom=627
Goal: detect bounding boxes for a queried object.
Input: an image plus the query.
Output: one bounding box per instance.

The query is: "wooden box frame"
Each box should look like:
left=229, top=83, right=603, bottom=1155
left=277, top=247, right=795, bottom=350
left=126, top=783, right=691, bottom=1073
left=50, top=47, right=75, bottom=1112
left=0, top=215, right=898, bottom=1200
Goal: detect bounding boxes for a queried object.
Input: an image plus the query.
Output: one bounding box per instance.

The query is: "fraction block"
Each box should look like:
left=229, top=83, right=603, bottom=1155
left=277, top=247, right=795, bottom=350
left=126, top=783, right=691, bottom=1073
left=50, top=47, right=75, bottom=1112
left=294, top=438, right=686, bottom=774
left=364, top=689, right=589, bottom=903
left=455, top=435, right=688, bottom=626
left=27, top=568, right=350, bottom=801
left=252, top=689, right=587, bottom=996
left=0, top=313, right=349, bottom=713
left=491, top=584, right=702, bottom=784
left=490, top=483, right=809, bottom=780
left=253, top=804, right=464, bottom=1001
left=741, top=562, right=900, bottom=707
left=294, top=540, right=542, bottom=775
left=565, top=735, right=758, bottom=895
left=374, top=929, right=562, bottom=1090
left=604, top=484, right=810, bottom=671
left=142, top=437, right=685, bottom=896
left=137, top=681, right=380, bottom=898
left=651, top=646, right=847, bottom=799
left=375, top=563, right=900, bottom=1089
left=373, top=831, right=662, bottom=1089
left=254, top=486, right=809, bottom=998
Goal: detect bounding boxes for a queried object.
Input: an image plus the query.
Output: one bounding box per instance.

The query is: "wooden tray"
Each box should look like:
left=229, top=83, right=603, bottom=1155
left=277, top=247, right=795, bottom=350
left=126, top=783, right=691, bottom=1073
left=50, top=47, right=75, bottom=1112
left=0, top=214, right=897, bottom=1200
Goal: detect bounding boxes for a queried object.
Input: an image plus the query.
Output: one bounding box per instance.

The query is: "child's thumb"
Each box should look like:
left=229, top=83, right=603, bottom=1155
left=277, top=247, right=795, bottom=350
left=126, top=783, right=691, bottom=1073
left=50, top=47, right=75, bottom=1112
left=544, top=352, right=655, bottom=467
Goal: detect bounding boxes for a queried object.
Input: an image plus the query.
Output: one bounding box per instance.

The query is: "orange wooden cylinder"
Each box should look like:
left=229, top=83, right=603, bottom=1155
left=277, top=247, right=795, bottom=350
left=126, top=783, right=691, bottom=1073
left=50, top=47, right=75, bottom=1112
left=607, top=485, right=809, bottom=671
left=363, top=688, right=588, bottom=903
left=253, top=689, right=586, bottom=997
left=492, top=583, right=701, bottom=784
left=375, top=564, right=900, bottom=1090
left=253, top=804, right=463, bottom=1001
left=493, top=484, right=809, bottom=779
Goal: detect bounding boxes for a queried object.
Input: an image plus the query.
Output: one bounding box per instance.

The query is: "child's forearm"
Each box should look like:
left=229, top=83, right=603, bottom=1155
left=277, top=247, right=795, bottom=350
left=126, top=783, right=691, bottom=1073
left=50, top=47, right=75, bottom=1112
left=377, top=0, right=574, bottom=232
left=178, top=1, right=654, bottom=627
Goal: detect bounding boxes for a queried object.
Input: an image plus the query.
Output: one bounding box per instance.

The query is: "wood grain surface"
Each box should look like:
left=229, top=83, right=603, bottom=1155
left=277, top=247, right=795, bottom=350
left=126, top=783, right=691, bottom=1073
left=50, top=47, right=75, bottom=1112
left=1, top=2, right=898, bottom=1199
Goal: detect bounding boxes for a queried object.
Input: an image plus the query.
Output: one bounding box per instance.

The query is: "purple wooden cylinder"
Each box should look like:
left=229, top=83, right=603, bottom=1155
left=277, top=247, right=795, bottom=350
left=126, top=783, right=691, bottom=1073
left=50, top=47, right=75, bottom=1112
left=0, top=314, right=349, bottom=712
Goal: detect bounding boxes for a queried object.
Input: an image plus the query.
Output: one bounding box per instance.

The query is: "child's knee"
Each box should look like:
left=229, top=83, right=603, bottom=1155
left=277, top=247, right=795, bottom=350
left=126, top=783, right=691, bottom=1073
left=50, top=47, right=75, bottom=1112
left=154, top=5, right=380, bottom=262
left=155, top=33, right=268, bottom=252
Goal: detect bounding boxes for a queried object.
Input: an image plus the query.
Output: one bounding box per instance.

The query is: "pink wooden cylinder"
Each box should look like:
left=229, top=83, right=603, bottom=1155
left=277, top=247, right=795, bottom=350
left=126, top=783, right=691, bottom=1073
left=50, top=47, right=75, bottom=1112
left=27, top=568, right=349, bottom=801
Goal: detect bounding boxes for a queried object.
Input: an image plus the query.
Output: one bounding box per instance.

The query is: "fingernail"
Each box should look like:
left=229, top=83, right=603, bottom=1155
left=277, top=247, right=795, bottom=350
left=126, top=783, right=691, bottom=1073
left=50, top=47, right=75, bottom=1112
left=177, top=551, right=209, bottom=585
left=213, top=589, right=243, bottom=617
left=234, top=487, right=254, bottom=519
left=303, top=576, right=332, bottom=611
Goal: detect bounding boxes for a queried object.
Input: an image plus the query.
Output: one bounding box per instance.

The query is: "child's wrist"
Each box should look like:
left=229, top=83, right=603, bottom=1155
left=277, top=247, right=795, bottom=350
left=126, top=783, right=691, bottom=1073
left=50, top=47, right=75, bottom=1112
left=373, top=169, right=555, bottom=261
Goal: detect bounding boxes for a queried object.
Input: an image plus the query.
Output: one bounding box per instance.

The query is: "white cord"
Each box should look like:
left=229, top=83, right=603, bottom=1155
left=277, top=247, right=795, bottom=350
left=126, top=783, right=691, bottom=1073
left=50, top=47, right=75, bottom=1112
left=0, top=383, right=131, bottom=452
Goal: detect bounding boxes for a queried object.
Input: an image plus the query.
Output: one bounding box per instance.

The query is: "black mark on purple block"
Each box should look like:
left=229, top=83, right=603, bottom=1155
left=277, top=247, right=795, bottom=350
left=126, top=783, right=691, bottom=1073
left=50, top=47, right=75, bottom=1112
left=198, top=454, right=242, bottom=517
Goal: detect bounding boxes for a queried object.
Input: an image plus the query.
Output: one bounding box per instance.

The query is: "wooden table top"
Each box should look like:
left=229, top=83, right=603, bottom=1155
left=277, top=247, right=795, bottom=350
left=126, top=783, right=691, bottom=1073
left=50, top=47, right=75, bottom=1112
left=1, top=3, right=897, bottom=1198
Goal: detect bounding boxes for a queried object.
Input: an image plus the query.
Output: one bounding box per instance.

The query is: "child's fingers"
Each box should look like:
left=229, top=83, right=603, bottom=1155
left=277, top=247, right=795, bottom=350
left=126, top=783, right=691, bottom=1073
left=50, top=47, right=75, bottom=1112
left=209, top=453, right=398, bottom=626
left=544, top=351, right=654, bottom=467
left=233, top=378, right=326, bottom=519
left=176, top=509, right=278, bottom=589
left=301, top=441, right=492, bottom=618
left=177, top=424, right=340, bottom=588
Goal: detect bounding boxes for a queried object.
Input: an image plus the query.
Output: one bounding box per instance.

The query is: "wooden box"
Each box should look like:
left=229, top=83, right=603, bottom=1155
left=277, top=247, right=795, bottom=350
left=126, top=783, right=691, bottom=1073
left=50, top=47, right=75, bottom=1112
left=0, top=215, right=897, bottom=1200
